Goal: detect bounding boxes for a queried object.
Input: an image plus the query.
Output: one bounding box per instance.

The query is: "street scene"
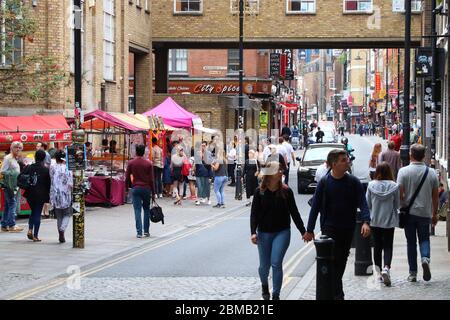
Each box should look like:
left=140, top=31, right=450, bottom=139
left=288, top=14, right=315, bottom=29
left=1, top=0, right=450, bottom=310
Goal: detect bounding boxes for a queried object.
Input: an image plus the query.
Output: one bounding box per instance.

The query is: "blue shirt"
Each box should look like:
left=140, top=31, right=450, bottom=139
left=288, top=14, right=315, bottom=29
left=307, top=173, right=370, bottom=232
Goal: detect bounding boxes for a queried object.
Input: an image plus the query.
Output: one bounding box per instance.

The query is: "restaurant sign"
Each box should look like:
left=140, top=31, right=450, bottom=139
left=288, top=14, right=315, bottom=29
left=168, top=80, right=271, bottom=95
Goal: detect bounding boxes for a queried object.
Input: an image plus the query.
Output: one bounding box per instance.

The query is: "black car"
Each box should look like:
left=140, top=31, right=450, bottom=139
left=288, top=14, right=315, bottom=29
left=296, top=143, right=346, bottom=194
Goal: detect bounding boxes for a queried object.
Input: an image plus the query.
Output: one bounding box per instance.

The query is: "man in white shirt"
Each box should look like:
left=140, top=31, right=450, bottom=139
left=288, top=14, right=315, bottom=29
left=282, top=135, right=296, bottom=185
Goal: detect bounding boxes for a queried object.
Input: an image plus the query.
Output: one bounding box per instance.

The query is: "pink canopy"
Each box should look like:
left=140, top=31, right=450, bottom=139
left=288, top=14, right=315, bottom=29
left=143, top=97, right=199, bottom=128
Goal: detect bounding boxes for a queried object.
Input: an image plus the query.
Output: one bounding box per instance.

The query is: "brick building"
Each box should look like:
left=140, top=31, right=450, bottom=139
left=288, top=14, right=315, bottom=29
left=0, top=0, right=152, bottom=116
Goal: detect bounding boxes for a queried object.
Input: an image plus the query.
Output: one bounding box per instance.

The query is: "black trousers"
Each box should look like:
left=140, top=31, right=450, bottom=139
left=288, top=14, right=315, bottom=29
left=153, top=167, right=163, bottom=195
left=371, top=227, right=395, bottom=271
left=227, top=164, right=236, bottom=184
left=322, top=226, right=354, bottom=300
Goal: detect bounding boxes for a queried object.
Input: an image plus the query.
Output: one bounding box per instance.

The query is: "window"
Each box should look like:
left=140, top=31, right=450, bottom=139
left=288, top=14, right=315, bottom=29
left=103, top=0, right=115, bottom=81
left=343, top=0, right=372, bottom=13
left=329, top=78, right=335, bottom=90
left=168, top=49, right=187, bottom=73
left=286, top=0, right=316, bottom=13
left=230, top=0, right=259, bottom=14
left=70, top=1, right=85, bottom=73
left=392, top=0, right=422, bottom=13
left=174, top=0, right=202, bottom=14
left=227, top=49, right=240, bottom=74
left=0, top=0, right=23, bottom=67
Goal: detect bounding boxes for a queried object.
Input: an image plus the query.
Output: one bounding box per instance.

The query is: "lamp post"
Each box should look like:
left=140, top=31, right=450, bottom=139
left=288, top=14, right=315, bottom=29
left=234, top=0, right=244, bottom=200
left=400, top=0, right=411, bottom=167
left=355, top=50, right=369, bottom=124
left=72, top=0, right=85, bottom=248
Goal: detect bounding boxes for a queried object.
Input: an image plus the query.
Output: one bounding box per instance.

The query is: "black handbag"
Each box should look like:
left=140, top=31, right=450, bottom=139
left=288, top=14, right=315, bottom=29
left=150, top=199, right=164, bottom=224
left=399, top=167, right=429, bottom=229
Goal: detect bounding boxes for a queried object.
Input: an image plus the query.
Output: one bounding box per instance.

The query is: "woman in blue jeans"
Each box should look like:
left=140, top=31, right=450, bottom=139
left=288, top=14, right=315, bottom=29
left=250, top=160, right=306, bottom=300
left=211, top=149, right=228, bottom=208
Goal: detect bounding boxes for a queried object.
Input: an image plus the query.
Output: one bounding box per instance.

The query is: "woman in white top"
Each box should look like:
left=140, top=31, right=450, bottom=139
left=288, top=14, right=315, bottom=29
left=227, top=142, right=237, bottom=186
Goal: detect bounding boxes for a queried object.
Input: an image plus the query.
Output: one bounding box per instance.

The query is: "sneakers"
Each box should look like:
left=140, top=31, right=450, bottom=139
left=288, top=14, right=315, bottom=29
left=213, top=204, right=221, bottom=208
left=200, top=198, right=206, bottom=204
left=422, top=257, right=431, bottom=281
left=158, top=194, right=163, bottom=198
left=207, top=200, right=211, bottom=205
left=136, top=234, right=143, bottom=238
left=195, top=200, right=201, bottom=206
left=58, top=230, right=66, bottom=243
left=8, top=225, right=24, bottom=232
left=220, top=204, right=226, bottom=209
left=407, top=273, right=417, bottom=282
left=1, top=227, right=9, bottom=232
left=381, top=267, right=391, bottom=286
left=144, top=233, right=150, bottom=238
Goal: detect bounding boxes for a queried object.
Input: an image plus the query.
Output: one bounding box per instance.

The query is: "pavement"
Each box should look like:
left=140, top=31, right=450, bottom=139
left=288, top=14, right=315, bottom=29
left=0, top=182, right=248, bottom=300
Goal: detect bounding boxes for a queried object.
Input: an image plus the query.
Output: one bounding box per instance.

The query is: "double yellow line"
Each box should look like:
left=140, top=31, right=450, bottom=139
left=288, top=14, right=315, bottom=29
left=10, top=206, right=248, bottom=300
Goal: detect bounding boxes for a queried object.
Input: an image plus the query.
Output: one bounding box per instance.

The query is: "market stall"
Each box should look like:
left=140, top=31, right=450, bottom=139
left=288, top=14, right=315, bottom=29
left=0, top=114, right=72, bottom=216
left=81, top=110, right=172, bottom=207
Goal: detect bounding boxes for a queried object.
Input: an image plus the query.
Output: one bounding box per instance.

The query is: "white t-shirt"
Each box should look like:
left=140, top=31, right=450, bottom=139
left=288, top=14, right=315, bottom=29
left=276, top=144, right=288, bottom=164
left=227, top=147, right=237, bottom=163
left=315, top=163, right=329, bottom=182
left=282, top=141, right=294, bottom=164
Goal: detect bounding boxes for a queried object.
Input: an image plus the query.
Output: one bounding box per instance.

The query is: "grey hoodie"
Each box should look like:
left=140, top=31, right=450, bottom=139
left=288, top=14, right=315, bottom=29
left=366, top=180, right=400, bottom=228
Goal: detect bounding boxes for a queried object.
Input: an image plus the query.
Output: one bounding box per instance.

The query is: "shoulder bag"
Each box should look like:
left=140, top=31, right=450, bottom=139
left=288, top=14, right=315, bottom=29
left=399, top=167, right=429, bottom=228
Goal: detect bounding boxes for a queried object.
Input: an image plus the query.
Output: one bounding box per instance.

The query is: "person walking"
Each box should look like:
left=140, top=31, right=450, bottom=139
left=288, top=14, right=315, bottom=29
left=125, top=144, right=155, bottom=238
left=390, top=130, right=402, bottom=151
left=152, top=137, right=164, bottom=199
left=303, top=149, right=371, bottom=300
left=244, top=149, right=259, bottom=206
left=369, top=143, right=382, bottom=180
left=22, top=150, right=51, bottom=242
left=366, top=162, right=400, bottom=286
left=315, top=127, right=325, bottom=143
left=227, top=142, right=237, bottom=187
left=339, top=121, right=345, bottom=136
left=211, top=148, right=228, bottom=208
left=282, top=135, right=296, bottom=185
left=397, top=144, right=439, bottom=282
left=49, top=150, right=73, bottom=243
left=250, top=160, right=306, bottom=300
left=379, top=141, right=401, bottom=180
left=1, top=141, right=25, bottom=233
left=170, top=146, right=186, bottom=205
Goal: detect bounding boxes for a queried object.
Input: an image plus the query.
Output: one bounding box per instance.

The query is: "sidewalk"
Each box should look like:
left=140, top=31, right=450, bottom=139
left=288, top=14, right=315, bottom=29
left=0, top=184, right=246, bottom=299
left=288, top=222, right=450, bottom=300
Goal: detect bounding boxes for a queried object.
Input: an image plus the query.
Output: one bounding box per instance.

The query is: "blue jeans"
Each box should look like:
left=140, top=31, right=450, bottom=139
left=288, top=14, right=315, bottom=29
left=404, top=214, right=431, bottom=274
left=1, top=190, right=19, bottom=228
left=131, top=187, right=151, bottom=235
left=213, top=176, right=227, bottom=205
left=257, top=228, right=291, bottom=296
left=28, top=201, right=44, bottom=237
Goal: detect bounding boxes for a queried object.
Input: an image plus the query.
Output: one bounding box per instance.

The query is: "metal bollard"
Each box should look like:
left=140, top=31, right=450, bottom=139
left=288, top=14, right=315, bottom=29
left=354, top=220, right=373, bottom=275
left=314, top=235, right=335, bottom=300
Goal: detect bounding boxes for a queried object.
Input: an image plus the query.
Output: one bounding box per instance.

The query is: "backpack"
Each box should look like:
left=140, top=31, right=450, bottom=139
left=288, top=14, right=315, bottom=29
left=181, top=158, right=191, bottom=176
left=17, top=170, right=38, bottom=190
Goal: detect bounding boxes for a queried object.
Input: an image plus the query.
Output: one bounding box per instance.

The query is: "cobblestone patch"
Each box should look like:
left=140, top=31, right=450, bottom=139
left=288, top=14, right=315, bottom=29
left=0, top=273, right=41, bottom=294
left=29, top=277, right=261, bottom=300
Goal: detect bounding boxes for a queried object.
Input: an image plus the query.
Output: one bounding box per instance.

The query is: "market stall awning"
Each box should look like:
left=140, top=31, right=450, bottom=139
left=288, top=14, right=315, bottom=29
left=143, top=97, right=200, bottom=128
left=0, top=114, right=72, bottom=143
left=82, top=110, right=176, bottom=132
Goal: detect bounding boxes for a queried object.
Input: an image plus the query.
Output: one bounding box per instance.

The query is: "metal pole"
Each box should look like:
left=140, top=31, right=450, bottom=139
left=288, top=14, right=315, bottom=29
left=384, top=49, right=389, bottom=139
left=235, top=0, right=244, bottom=200
left=431, top=0, right=437, bottom=236
left=400, top=0, right=411, bottom=167
left=397, top=49, right=401, bottom=128
left=73, top=0, right=85, bottom=248
left=365, top=51, right=368, bottom=122
left=447, top=0, right=450, bottom=252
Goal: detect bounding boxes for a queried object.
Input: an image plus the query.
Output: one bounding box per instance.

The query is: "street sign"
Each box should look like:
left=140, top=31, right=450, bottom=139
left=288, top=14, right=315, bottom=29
left=270, top=53, right=280, bottom=77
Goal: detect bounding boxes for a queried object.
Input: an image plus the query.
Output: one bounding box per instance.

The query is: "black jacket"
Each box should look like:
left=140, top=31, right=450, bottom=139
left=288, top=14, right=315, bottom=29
left=23, top=162, right=51, bottom=204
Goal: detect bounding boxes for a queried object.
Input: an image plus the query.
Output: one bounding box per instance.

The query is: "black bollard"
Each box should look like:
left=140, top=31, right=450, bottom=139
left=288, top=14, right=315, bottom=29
left=314, top=235, right=335, bottom=300
left=354, top=220, right=373, bottom=276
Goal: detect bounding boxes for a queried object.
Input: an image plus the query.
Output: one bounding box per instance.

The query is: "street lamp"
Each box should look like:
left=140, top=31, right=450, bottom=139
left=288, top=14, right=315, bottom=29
left=400, top=0, right=412, bottom=167
left=234, top=0, right=244, bottom=200
left=355, top=50, right=369, bottom=123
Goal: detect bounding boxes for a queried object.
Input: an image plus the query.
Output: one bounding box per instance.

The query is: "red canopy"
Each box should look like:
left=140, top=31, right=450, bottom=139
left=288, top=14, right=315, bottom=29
left=0, top=114, right=72, bottom=144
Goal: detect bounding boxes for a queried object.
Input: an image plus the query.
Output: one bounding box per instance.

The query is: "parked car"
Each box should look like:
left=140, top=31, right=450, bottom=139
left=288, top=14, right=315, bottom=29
left=296, top=143, right=347, bottom=194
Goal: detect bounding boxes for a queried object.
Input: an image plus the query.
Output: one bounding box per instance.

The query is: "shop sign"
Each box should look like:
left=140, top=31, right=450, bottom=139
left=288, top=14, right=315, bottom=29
left=424, top=79, right=442, bottom=113
left=375, top=72, right=381, bottom=92
left=270, top=53, right=280, bottom=77
left=0, top=131, right=72, bottom=144
left=415, top=47, right=432, bottom=78
left=259, top=111, right=268, bottom=128
left=167, top=80, right=271, bottom=95
left=66, top=143, right=86, bottom=171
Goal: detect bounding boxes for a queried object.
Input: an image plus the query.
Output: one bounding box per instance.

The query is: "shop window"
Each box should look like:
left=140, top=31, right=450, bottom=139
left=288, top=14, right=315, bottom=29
left=392, top=0, right=422, bottom=13
left=0, top=0, right=23, bottom=67
left=168, top=49, right=188, bottom=74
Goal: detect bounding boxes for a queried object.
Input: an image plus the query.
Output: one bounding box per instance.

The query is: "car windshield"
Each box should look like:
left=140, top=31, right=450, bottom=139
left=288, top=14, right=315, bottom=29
left=303, top=147, right=341, bottom=162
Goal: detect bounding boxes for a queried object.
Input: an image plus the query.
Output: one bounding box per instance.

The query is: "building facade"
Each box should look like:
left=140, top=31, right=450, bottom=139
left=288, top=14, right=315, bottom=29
left=0, top=0, right=152, bottom=116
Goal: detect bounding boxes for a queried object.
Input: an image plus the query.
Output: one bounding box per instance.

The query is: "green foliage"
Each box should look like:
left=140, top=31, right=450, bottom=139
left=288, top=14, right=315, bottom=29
left=336, top=52, right=347, bottom=65
left=0, top=0, right=69, bottom=101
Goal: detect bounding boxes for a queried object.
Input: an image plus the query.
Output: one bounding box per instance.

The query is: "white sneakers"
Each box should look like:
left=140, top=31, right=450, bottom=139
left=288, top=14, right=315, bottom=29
left=381, top=267, right=391, bottom=286
left=421, top=257, right=431, bottom=281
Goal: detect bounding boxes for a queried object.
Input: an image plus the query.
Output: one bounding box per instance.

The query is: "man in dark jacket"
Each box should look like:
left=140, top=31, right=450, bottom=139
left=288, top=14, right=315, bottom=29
left=379, top=141, right=401, bottom=180
left=303, top=149, right=371, bottom=300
